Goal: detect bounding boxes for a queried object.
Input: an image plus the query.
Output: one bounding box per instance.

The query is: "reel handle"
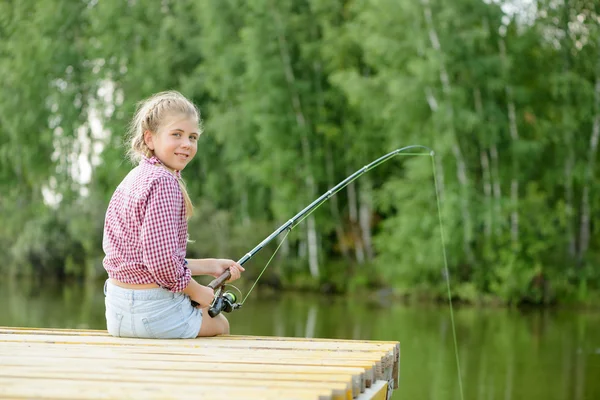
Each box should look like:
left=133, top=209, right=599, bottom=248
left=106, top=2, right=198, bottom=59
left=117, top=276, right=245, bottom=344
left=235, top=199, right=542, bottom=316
left=189, top=269, right=231, bottom=311
left=208, top=269, right=231, bottom=290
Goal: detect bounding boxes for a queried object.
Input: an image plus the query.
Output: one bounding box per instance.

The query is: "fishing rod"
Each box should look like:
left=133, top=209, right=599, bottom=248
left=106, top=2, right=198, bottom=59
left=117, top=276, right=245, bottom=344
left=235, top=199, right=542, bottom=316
left=203, top=145, right=433, bottom=317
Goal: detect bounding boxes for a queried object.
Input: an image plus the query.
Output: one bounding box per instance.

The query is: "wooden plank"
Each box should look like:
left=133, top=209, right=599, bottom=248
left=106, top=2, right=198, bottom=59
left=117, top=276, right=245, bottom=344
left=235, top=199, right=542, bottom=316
left=2, top=355, right=357, bottom=395
left=0, top=343, right=374, bottom=388
left=0, top=371, right=353, bottom=400
left=2, top=347, right=379, bottom=371
left=1, top=334, right=392, bottom=361
left=5, top=365, right=362, bottom=398
left=0, top=327, right=107, bottom=336
left=1, top=327, right=400, bottom=388
left=357, top=380, right=389, bottom=400
left=0, top=332, right=395, bottom=354
left=2, top=341, right=390, bottom=365
left=0, top=327, right=398, bottom=346
left=0, top=376, right=334, bottom=400
left=0, top=328, right=397, bottom=352
left=2, top=355, right=367, bottom=394
left=220, top=334, right=399, bottom=347
left=0, top=329, right=399, bottom=387
left=2, top=340, right=385, bottom=384
left=1, top=327, right=399, bottom=399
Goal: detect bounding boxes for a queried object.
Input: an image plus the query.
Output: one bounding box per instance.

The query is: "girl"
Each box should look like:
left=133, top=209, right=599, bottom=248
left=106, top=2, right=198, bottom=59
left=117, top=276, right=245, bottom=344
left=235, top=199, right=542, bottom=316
left=102, top=91, right=244, bottom=339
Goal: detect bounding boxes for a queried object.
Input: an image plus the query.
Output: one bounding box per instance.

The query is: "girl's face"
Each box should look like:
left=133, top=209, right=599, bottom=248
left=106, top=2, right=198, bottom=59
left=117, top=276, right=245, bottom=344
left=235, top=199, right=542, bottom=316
left=144, top=115, right=199, bottom=171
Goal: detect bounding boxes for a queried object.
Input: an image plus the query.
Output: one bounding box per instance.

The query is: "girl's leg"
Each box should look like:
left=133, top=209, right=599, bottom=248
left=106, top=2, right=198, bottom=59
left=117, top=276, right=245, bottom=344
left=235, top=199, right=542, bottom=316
left=197, top=307, right=230, bottom=337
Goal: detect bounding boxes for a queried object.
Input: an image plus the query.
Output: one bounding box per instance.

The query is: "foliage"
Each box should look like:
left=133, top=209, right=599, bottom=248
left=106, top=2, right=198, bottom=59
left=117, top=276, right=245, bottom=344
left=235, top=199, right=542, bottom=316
left=1, top=0, right=600, bottom=305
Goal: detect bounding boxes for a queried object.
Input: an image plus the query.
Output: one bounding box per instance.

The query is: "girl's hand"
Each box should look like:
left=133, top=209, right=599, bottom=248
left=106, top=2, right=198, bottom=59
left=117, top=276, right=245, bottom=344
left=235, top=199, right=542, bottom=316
left=191, top=285, right=215, bottom=309
left=212, top=259, right=245, bottom=281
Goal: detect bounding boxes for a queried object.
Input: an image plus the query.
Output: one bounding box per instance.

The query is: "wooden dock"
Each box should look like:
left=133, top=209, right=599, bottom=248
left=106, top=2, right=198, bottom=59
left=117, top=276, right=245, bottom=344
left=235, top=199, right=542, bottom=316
left=0, top=327, right=399, bottom=400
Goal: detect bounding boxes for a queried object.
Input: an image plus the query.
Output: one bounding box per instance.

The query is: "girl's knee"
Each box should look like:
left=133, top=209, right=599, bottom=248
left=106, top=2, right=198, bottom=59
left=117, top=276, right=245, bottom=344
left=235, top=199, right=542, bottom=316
left=197, top=313, right=230, bottom=337
left=220, top=315, right=230, bottom=335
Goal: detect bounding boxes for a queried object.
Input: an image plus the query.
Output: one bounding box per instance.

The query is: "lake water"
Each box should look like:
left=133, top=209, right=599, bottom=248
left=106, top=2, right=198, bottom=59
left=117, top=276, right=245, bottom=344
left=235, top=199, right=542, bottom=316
left=1, top=278, right=599, bottom=400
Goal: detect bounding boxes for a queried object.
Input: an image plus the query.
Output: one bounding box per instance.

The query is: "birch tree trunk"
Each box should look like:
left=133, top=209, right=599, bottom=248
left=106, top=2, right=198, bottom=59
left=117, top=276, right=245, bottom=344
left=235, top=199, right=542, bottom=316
left=481, top=150, right=493, bottom=238
left=272, top=7, right=319, bottom=277
left=326, top=142, right=350, bottom=259
left=421, top=0, right=474, bottom=263
left=314, top=52, right=350, bottom=260
left=561, top=1, right=577, bottom=260
left=358, top=177, right=374, bottom=261
left=474, top=88, right=493, bottom=238
left=279, top=234, right=290, bottom=260
left=499, top=38, right=520, bottom=249
left=490, top=144, right=503, bottom=236
left=425, top=87, right=446, bottom=202
left=577, top=52, right=600, bottom=265
left=564, top=137, right=576, bottom=258
left=347, top=176, right=365, bottom=264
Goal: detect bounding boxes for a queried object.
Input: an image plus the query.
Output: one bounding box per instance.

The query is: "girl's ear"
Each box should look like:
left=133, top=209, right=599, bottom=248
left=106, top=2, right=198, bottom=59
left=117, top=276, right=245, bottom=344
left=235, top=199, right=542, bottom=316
left=143, top=130, right=155, bottom=150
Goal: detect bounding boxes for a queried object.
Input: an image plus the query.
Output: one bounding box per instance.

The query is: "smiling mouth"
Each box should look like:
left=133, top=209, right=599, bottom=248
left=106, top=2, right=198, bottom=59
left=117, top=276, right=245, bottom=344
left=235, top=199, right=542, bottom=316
left=175, top=153, right=189, bottom=159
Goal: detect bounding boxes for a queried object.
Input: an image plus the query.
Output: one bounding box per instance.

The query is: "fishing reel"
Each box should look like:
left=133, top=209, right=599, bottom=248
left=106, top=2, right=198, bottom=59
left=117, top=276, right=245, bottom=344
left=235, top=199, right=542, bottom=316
left=208, top=285, right=243, bottom=318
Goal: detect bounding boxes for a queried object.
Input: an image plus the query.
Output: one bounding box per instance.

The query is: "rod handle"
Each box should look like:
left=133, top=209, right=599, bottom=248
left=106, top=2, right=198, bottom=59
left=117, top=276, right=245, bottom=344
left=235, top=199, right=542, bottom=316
left=208, top=269, right=231, bottom=290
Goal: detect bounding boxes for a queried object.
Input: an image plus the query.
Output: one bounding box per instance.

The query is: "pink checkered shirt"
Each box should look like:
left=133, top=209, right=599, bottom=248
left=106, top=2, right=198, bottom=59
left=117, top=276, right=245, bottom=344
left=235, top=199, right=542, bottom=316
left=102, top=156, right=191, bottom=292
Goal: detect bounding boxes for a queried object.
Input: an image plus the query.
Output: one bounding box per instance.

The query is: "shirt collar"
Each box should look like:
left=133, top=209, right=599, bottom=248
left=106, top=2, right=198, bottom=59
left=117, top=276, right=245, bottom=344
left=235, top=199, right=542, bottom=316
left=143, top=156, right=181, bottom=179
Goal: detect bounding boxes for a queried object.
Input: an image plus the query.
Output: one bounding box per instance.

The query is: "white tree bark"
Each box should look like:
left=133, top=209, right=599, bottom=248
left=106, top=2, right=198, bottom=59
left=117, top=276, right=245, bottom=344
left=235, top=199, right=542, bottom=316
left=421, top=0, right=473, bottom=262
left=347, top=177, right=365, bottom=264
left=499, top=38, right=520, bottom=248
left=490, top=144, right=503, bottom=236
left=325, top=142, right=350, bottom=259
left=577, top=71, right=600, bottom=265
left=481, top=150, right=493, bottom=238
left=315, top=49, right=350, bottom=260
left=560, top=8, right=577, bottom=260
left=424, top=86, right=446, bottom=202
left=272, top=7, right=319, bottom=277
left=358, top=178, right=374, bottom=261
left=564, top=130, right=576, bottom=258
left=279, top=233, right=290, bottom=260
left=474, top=88, right=493, bottom=238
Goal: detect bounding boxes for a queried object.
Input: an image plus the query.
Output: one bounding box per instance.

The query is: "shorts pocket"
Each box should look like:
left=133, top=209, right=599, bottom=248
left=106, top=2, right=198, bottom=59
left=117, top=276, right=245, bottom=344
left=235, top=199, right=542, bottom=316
left=142, top=304, right=190, bottom=339
left=106, top=308, right=124, bottom=337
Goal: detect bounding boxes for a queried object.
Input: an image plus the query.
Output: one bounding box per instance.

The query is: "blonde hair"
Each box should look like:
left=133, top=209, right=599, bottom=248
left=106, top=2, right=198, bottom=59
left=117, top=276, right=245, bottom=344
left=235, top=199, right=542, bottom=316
left=127, top=90, right=201, bottom=218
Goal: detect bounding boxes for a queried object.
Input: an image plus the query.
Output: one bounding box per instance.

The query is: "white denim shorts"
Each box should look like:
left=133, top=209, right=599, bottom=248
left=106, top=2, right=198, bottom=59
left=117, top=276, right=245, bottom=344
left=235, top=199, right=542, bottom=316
left=104, top=280, right=202, bottom=339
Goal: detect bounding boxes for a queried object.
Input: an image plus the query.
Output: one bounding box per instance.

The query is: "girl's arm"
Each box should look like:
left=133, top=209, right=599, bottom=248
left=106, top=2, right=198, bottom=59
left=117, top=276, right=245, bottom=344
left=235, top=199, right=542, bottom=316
left=182, top=278, right=215, bottom=308
left=185, top=258, right=245, bottom=281
left=141, top=176, right=191, bottom=293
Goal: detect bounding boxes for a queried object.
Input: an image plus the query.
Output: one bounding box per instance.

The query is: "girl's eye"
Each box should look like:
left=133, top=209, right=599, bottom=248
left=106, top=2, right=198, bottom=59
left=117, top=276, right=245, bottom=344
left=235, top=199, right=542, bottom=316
left=190, top=135, right=198, bottom=141
left=172, top=132, right=181, bottom=137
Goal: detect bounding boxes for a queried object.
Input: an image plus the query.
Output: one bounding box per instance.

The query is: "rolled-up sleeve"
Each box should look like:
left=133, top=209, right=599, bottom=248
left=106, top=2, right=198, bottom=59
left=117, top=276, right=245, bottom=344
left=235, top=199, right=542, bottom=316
left=140, top=176, right=191, bottom=292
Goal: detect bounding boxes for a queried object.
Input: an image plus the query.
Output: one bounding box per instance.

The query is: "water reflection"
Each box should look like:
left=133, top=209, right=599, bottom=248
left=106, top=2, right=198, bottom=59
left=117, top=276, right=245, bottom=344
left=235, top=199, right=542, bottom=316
left=1, top=279, right=599, bottom=400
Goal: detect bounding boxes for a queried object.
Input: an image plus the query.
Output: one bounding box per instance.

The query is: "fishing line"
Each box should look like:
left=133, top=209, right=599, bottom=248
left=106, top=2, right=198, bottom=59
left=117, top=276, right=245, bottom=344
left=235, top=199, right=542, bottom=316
left=240, top=227, right=291, bottom=304
left=431, top=153, right=465, bottom=400
left=208, top=146, right=464, bottom=398
left=242, top=147, right=435, bottom=295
